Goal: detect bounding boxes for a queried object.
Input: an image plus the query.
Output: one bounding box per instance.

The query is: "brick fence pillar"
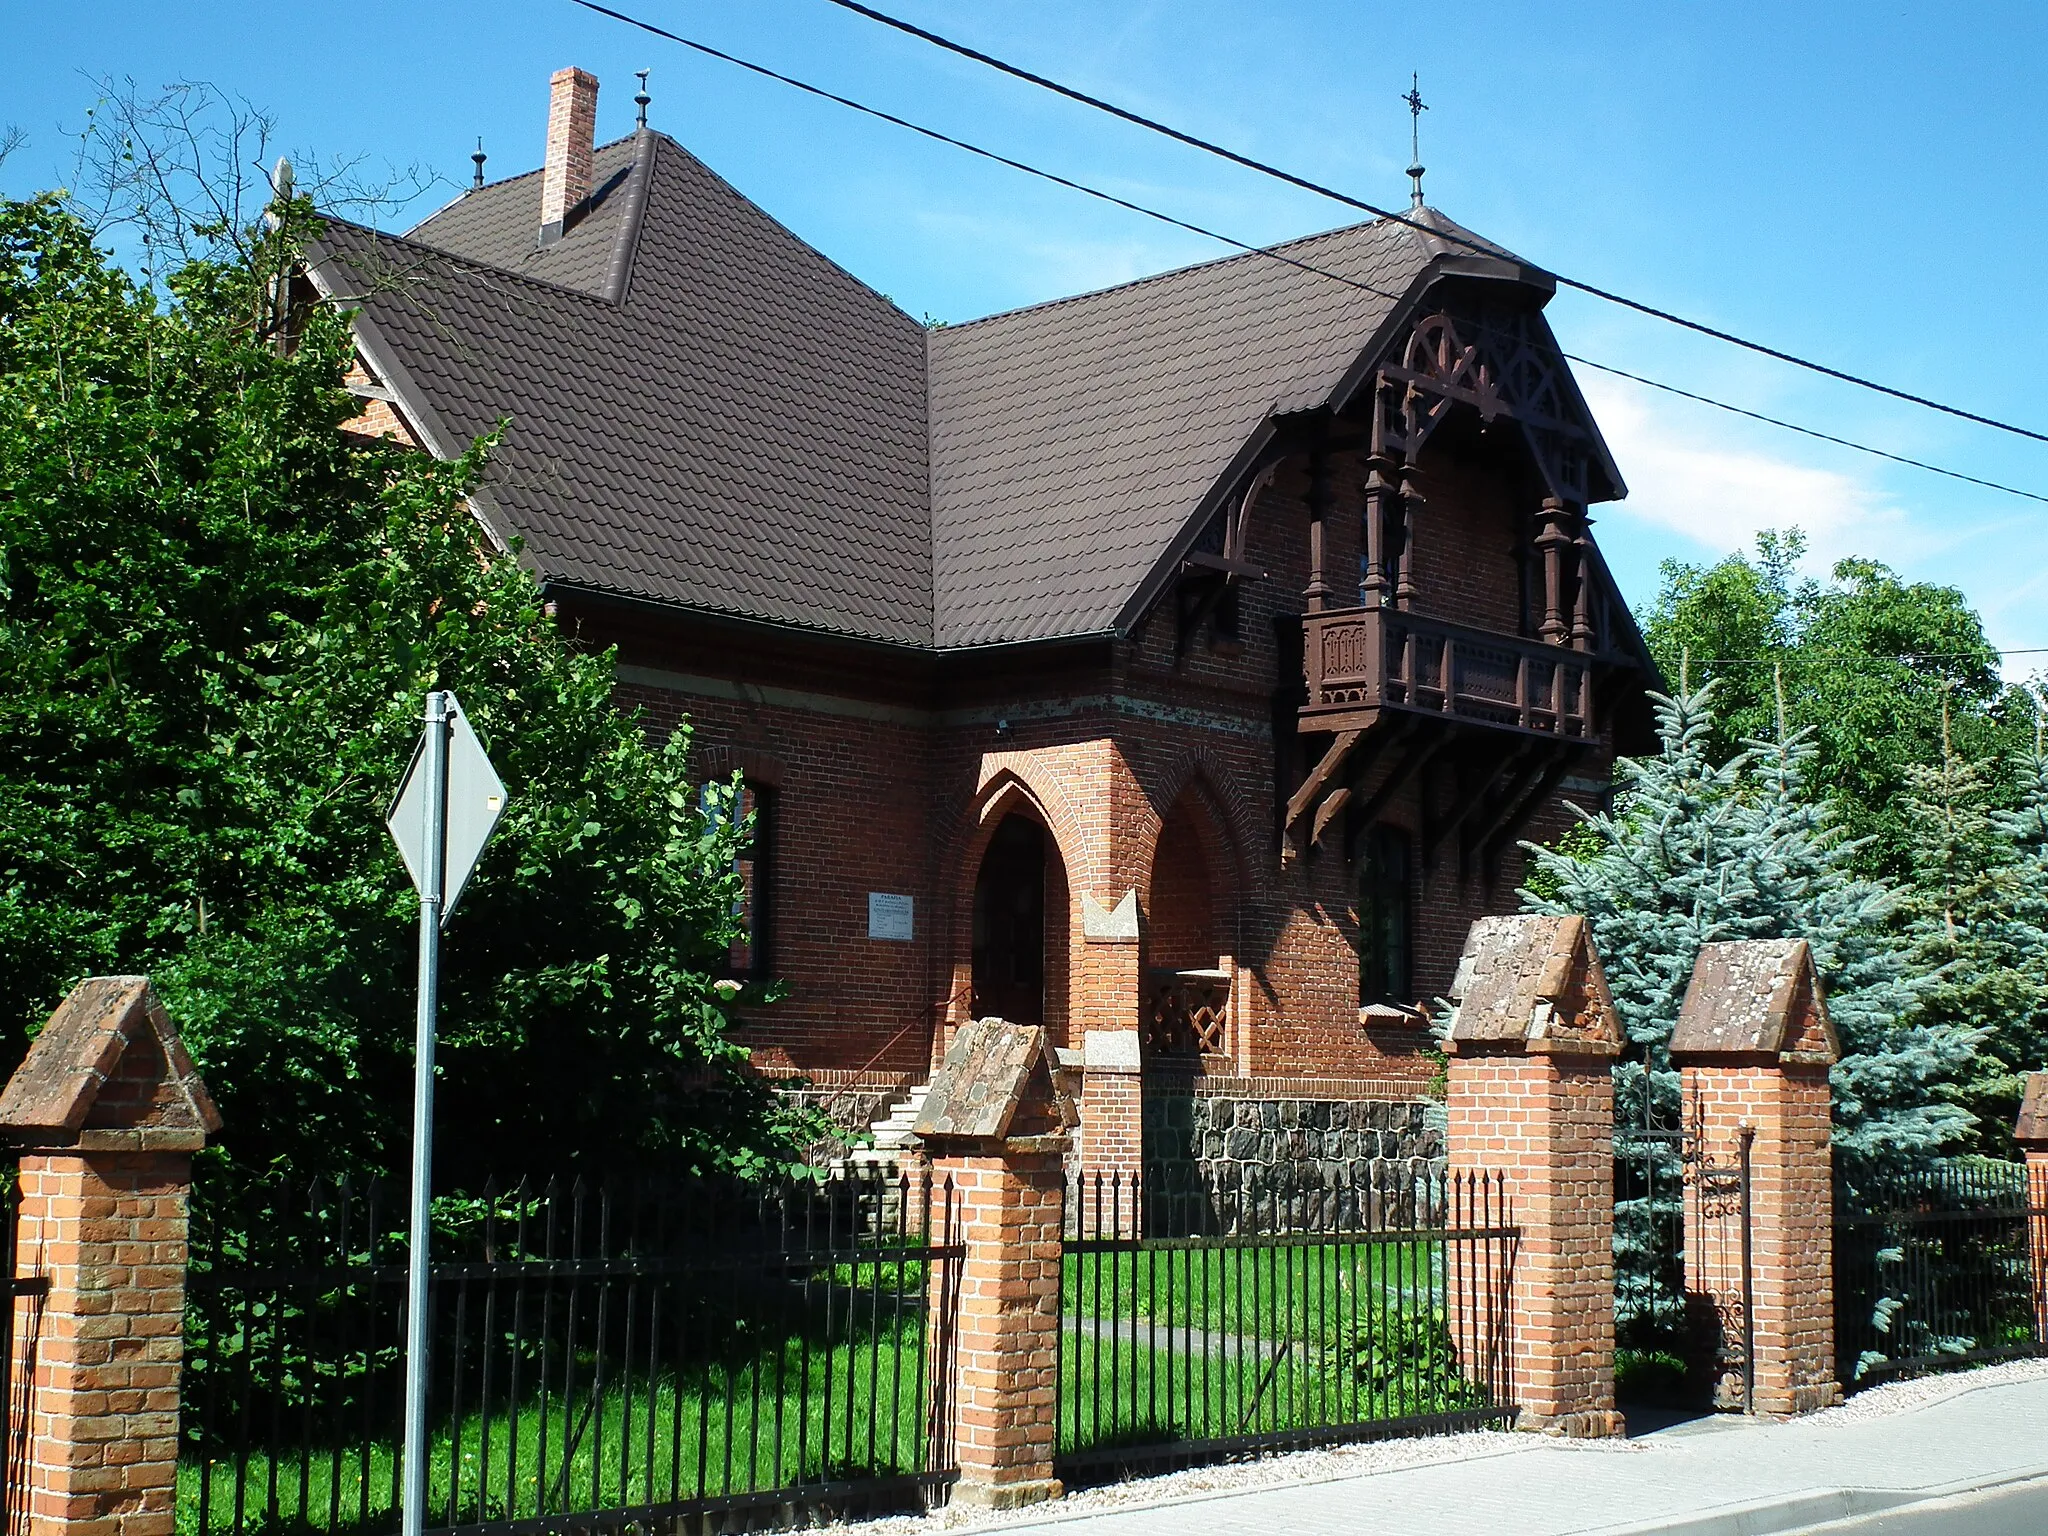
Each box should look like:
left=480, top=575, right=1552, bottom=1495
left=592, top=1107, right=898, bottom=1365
left=1671, top=939, right=1841, bottom=1416
left=914, top=1017, right=1075, bottom=1511
left=2019, top=1073, right=2048, bottom=1344
left=1444, top=915, right=1625, bottom=1437
left=0, top=978, right=222, bottom=1536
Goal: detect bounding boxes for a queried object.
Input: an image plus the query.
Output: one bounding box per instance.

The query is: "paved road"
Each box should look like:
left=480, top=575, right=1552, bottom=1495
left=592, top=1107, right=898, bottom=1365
left=1789, top=1476, right=2048, bottom=1535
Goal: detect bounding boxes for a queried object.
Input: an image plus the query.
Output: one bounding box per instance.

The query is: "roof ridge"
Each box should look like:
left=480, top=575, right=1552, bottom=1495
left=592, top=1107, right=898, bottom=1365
left=316, top=218, right=625, bottom=308
left=600, top=129, right=660, bottom=304
left=411, top=130, right=644, bottom=213
left=936, top=214, right=1405, bottom=335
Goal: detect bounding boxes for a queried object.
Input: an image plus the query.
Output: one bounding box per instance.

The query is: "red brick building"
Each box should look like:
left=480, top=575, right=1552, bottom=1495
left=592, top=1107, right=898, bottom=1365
left=319, top=69, right=1657, bottom=1174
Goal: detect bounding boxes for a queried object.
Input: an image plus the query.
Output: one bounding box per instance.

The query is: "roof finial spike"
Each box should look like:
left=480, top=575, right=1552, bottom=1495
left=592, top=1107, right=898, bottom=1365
left=1403, top=72, right=1428, bottom=210
left=634, top=69, right=651, bottom=129
left=471, top=138, right=487, bottom=191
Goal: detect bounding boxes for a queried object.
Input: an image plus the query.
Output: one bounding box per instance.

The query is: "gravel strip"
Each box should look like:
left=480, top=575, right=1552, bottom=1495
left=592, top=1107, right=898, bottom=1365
left=1798, top=1355, right=2048, bottom=1428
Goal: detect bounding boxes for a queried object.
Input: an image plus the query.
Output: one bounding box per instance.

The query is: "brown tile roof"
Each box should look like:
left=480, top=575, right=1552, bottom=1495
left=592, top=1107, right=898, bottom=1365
left=928, top=217, right=1434, bottom=646
left=323, top=135, right=1575, bottom=650
left=319, top=131, right=933, bottom=645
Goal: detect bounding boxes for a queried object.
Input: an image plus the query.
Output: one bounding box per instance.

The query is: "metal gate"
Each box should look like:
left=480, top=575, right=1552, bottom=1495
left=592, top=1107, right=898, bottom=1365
left=0, top=1185, right=49, bottom=1532
left=1614, top=1072, right=1753, bottom=1410
left=1055, top=1165, right=1518, bottom=1484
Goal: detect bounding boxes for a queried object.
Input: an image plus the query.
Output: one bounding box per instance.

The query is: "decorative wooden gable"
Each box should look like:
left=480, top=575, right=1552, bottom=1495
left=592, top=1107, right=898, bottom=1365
left=1444, top=913, right=1620, bottom=1055
left=1669, top=939, right=1839, bottom=1066
left=913, top=1017, right=1077, bottom=1150
left=0, top=976, right=222, bottom=1151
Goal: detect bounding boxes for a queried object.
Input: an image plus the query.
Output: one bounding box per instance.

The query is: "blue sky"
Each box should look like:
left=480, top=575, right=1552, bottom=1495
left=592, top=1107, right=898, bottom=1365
left=8, top=0, right=2047, bottom=662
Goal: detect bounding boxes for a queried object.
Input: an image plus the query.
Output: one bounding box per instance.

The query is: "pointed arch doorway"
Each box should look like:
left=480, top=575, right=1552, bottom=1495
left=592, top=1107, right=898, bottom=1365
left=970, top=813, right=1068, bottom=1029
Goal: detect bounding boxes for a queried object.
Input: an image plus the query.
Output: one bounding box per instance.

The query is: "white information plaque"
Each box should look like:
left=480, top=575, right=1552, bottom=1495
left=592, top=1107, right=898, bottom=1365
left=867, top=892, right=915, bottom=941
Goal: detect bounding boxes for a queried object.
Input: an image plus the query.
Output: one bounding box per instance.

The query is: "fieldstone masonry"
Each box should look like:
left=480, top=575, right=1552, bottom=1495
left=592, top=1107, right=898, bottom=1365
left=912, top=1017, right=1076, bottom=1510
left=0, top=977, right=221, bottom=1536
left=1671, top=939, right=1842, bottom=1415
left=1443, top=914, right=1626, bottom=1437
left=2018, top=1072, right=2048, bottom=1344
left=1142, top=1088, right=1443, bottom=1193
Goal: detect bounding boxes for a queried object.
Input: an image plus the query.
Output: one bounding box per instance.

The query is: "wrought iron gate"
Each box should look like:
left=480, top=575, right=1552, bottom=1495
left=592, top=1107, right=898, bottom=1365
left=1614, top=1074, right=1753, bottom=1410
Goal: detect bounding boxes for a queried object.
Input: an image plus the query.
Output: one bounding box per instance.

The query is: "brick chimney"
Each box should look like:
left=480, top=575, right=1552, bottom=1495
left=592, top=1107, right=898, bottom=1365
left=539, top=67, right=599, bottom=246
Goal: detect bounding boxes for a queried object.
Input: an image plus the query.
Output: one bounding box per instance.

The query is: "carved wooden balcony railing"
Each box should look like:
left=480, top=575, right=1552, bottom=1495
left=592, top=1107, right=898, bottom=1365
left=1143, top=967, right=1232, bottom=1058
left=1300, top=607, right=1595, bottom=740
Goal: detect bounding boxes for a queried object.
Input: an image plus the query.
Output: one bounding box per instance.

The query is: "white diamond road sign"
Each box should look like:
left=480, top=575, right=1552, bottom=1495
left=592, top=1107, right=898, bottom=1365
left=385, top=692, right=507, bottom=925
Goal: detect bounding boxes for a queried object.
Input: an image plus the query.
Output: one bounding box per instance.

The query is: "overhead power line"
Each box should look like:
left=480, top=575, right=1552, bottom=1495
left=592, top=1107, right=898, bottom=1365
left=1562, top=357, right=2048, bottom=506
left=567, top=0, right=2048, bottom=508
left=813, top=0, right=2048, bottom=449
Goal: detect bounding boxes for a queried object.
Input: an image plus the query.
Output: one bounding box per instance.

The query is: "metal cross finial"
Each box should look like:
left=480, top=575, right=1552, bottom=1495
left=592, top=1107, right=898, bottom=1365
left=1404, top=73, right=1428, bottom=209
left=635, top=69, right=652, bottom=128
left=471, top=138, right=487, bottom=191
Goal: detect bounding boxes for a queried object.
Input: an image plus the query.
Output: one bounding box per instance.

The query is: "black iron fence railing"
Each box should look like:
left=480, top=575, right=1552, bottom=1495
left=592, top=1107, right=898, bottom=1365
left=0, top=1184, right=48, bottom=1533
left=1834, top=1162, right=2048, bottom=1390
left=181, top=1170, right=962, bottom=1536
left=1056, top=1166, right=1517, bottom=1483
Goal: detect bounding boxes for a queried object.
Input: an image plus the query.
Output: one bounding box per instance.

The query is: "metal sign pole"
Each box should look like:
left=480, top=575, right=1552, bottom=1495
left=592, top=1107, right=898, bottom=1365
left=401, top=689, right=449, bottom=1536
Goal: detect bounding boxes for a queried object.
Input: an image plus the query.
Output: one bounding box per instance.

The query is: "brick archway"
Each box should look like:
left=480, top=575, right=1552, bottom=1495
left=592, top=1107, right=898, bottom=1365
left=1140, top=770, right=1244, bottom=958
left=1140, top=773, right=1245, bottom=1065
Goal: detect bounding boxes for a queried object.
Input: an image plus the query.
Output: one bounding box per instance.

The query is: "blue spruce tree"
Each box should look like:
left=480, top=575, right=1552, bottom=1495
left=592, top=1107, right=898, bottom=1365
left=1521, top=682, right=1971, bottom=1351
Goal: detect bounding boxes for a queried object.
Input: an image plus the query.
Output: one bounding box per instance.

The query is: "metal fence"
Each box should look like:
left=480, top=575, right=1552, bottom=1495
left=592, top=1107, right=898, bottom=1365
left=181, top=1170, right=962, bottom=1536
left=0, top=1184, right=47, bottom=1533
left=1834, top=1161, right=2048, bottom=1390
left=1056, top=1165, right=1517, bottom=1483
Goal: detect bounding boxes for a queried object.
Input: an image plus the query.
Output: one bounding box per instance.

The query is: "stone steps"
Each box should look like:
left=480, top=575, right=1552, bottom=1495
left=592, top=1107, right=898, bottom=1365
left=837, top=1083, right=929, bottom=1177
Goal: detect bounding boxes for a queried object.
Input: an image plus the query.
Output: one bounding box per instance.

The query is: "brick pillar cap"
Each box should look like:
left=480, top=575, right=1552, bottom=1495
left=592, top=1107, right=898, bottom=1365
left=1669, top=939, right=1840, bottom=1067
left=1444, top=914, right=1621, bottom=1057
left=2017, top=1072, right=2048, bottom=1149
left=914, top=1017, right=1076, bottom=1150
left=0, top=976, right=220, bottom=1151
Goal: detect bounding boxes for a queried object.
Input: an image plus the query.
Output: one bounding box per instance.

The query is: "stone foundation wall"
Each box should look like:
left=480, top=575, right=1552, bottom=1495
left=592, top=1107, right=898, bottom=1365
left=1142, top=1087, right=1445, bottom=1191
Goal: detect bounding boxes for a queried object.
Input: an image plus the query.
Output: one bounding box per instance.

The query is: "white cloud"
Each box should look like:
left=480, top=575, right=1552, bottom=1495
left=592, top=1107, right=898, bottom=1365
left=1577, top=373, right=1926, bottom=575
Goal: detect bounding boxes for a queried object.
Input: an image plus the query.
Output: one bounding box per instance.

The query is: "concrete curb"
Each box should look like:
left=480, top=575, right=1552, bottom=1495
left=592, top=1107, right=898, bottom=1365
left=1584, top=1462, right=2048, bottom=1536
left=1772, top=1472, right=2048, bottom=1534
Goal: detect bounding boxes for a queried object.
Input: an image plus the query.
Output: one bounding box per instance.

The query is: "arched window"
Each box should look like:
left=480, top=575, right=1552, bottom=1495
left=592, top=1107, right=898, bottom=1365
left=1358, top=824, right=1413, bottom=1007
left=705, top=778, right=776, bottom=979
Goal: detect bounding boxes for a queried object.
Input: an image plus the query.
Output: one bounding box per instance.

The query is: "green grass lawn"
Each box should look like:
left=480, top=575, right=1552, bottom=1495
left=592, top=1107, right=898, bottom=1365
left=1063, top=1237, right=1443, bottom=1344
left=1058, top=1237, right=1495, bottom=1454
left=179, top=1320, right=934, bottom=1536
left=181, top=1236, right=1502, bottom=1533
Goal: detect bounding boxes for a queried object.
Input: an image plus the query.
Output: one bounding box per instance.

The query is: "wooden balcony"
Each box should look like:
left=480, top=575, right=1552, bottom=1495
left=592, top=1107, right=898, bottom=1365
left=1300, top=607, right=1595, bottom=741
